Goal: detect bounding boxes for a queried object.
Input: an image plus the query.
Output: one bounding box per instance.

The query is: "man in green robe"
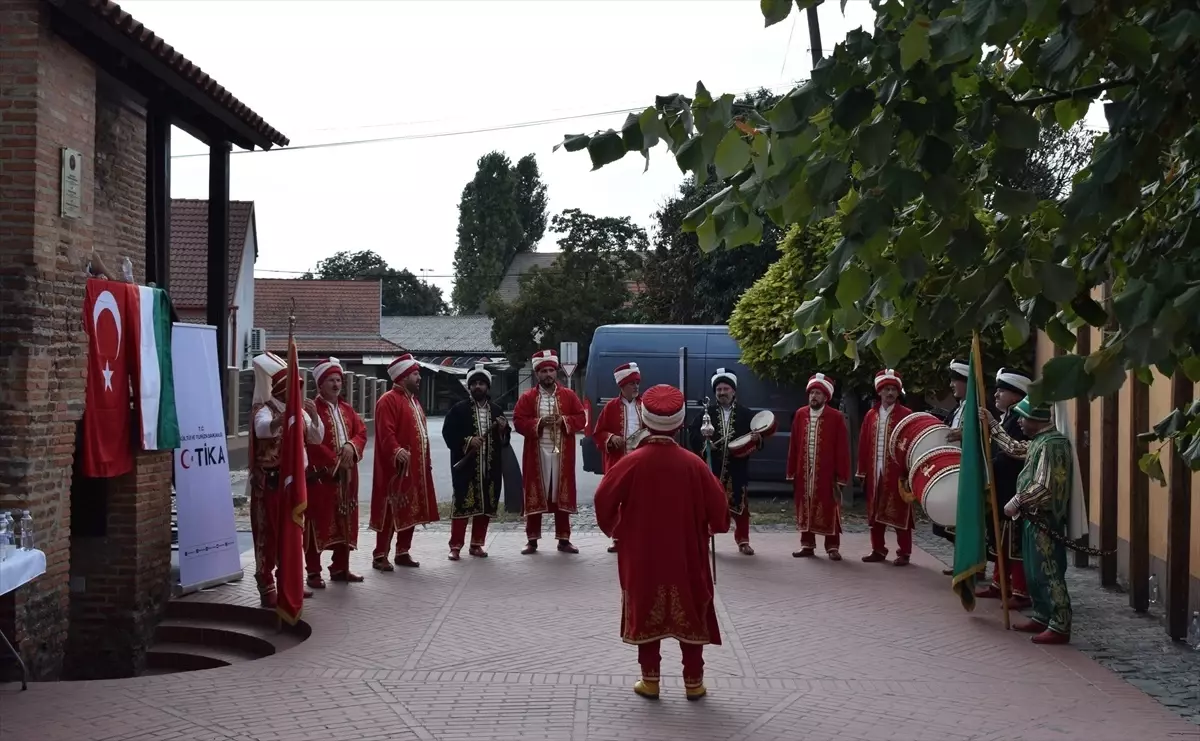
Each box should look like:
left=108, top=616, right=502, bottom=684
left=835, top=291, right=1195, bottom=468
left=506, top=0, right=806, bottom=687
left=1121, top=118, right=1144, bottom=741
left=986, top=397, right=1074, bottom=645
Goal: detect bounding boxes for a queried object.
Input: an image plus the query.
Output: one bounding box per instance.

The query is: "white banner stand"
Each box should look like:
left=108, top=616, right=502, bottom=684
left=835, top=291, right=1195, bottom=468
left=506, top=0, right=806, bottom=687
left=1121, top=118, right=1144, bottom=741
left=172, top=323, right=243, bottom=595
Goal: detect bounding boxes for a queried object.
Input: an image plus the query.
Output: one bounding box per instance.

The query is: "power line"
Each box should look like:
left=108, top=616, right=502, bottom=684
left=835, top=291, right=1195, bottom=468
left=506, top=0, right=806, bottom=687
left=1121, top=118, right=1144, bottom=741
left=171, top=82, right=803, bottom=159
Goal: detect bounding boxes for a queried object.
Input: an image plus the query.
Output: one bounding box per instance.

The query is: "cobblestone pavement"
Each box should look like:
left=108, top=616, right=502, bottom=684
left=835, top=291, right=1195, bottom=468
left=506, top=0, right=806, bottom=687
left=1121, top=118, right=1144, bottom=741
left=12, top=532, right=1200, bottom=740
left=910, top=524, right=1200, bottom=727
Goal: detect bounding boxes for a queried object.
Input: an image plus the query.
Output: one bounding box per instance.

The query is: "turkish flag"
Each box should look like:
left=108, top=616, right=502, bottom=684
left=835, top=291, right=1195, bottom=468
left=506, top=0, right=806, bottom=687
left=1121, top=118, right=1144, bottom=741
left=275, top=336, right=309, bottom=625
left=81, top=279, right=137, bottom=478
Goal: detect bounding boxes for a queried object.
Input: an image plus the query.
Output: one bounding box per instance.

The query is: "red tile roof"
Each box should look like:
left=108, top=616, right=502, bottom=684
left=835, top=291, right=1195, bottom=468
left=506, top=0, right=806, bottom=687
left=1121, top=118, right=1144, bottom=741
left=79, top=0, right=289, bottom=148
left=169, top=199, right=254, bottom=312
left=254, top=279, right=383, bottom=336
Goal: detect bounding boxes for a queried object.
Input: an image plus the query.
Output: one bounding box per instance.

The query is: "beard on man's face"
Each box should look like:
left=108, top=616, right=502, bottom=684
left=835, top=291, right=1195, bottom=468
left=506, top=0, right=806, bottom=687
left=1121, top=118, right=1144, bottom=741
left=470, top=385, right=488, bottom=401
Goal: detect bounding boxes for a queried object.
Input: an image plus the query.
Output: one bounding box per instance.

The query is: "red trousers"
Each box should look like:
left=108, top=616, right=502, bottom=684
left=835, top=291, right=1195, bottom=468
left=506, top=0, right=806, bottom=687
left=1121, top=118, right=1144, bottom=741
left=800, top=531, right=841, bottom=552
left=251, top=483, right=282, bottom=593
left=869, top=522, right=912, bottom=557
left=305, top=540, right=350, bottom=576
left=449, top=516, right=490, bottom=549
left=732, top=509, right=750, bottom=545
left=638, top=641, right=705, bottom=686
left=990, top=560, right=1029, bottom=597
left=526, top=502, right=571, bottom=541
left=373, top=521, right=415, bottom=559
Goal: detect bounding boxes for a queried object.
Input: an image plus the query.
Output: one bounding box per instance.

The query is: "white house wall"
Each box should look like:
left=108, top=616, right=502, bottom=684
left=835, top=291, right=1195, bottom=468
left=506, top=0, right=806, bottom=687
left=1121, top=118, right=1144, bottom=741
left=232, top=222, right=256, bottom=368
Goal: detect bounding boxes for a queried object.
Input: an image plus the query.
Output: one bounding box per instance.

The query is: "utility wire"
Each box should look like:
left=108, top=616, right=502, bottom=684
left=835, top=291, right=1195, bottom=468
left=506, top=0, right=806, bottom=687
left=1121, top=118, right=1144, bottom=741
left=170, top=82, right=801, bottom=160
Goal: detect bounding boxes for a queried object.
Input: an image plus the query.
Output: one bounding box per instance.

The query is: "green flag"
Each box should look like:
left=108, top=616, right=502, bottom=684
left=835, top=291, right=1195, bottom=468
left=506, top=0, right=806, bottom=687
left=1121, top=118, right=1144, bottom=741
left=951, top=336, right=989, bottom=610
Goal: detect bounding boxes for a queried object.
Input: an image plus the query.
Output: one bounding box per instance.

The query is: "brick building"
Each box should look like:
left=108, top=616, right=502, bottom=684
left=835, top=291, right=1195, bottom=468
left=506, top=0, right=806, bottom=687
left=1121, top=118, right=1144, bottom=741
left=253, top=278, right=403, bottom=372
left=0, top=0, right=286, bottom=680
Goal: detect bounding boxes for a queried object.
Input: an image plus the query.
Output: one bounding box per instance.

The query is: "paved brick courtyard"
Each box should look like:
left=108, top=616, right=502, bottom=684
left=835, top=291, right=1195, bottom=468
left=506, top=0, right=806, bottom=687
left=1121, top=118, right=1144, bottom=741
left=4, top=532, right=1199, bottom=741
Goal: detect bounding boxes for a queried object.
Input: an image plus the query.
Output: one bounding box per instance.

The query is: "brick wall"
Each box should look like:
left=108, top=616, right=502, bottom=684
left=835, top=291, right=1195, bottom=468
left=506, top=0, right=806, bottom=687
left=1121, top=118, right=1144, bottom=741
left=64, top=83, right=173, bottom=680
left=0, top=1, right=173, bottom=680
left=0, top=0, right=96, bottom=680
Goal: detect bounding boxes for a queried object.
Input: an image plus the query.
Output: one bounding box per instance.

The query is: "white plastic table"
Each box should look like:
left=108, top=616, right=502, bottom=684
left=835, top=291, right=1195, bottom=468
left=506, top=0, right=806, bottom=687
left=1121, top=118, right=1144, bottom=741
left=0, top=548, right=47, bottom=690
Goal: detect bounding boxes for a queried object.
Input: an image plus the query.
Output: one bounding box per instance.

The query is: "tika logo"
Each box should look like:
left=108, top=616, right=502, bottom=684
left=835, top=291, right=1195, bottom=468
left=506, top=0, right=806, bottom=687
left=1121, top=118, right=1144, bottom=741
left=179, top=445, right=227, bottom=470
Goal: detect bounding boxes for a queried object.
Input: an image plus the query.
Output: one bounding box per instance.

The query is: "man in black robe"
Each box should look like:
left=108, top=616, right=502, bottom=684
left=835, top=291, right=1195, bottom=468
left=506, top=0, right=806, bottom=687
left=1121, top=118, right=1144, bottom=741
left=442, top=364, right=510, bottom=560
left=688, top=368, right=763, bottom=555
left=976, top=367, right=1032, bottom=608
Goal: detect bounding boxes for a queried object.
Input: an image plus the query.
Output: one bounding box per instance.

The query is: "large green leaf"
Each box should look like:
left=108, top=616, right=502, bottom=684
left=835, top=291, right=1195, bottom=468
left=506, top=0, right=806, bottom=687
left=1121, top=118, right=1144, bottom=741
left=993, top=186, right=1038, bottom=216
left=760, top=0, right=794, bottom=27
left=554, top=134, right=591, bottom=153
left=696, top=210, right=718, bottom=253
left=836, top=263, right=871, bottom=308
left=856, top=120, right=894, bottom=170
left=899, top=16, right=932, bottom=70
left=1033, top=353, right=1090, bottom=403
left=1038, top=262, right=1078, bottom=303
left=832, top=86, right=875, bottom=132
left=793, top=296, right=829, bottom=331
left=876, top=324, right=912, bottom=367
left=587, top=132, right=627, bottom=170
left=995, top=109, right=1041, bottom=150
left=714, top=129, right=752, bottom=179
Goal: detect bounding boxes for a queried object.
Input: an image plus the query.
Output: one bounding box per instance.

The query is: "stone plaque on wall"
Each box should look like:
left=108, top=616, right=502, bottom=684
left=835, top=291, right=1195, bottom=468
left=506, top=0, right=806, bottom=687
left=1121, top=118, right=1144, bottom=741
left=60, top=147, right=83, bottom=220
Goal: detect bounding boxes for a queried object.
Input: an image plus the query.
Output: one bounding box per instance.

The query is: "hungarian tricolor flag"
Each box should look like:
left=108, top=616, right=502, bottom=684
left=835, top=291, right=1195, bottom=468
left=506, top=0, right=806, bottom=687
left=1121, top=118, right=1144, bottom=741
left=134, top=286, right=180, bottom=451
left=951, top=334, right=990, bottom=611
left=276, top=336, right=309, bottom=625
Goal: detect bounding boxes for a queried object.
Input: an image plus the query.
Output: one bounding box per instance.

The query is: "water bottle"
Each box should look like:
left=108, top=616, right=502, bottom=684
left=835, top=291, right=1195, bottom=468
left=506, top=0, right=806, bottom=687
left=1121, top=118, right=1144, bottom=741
left=0, top=515, right=10, bottom=562
left=19, top=511, right=33, bottom=551
left=1149, top=574, right=1159, bottom=606
left=1188, top=612, right=1200, bottom=651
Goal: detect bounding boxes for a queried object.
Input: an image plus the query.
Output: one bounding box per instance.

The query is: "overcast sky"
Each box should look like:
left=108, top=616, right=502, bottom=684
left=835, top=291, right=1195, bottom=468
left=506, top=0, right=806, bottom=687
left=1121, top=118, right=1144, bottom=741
left=121, top=1, right=1102, bottom=301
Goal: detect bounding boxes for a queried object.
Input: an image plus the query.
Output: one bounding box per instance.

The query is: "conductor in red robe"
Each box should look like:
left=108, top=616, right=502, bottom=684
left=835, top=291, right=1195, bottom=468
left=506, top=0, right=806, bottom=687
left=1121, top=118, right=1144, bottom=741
left=590, top=361, right=643, bottom=553
left=305, top=357, right=368, bottom=588
left=513, top=349, right=587, bottom=554
left=595, top=384, right=730, bottom=702
left=857, top=368, right=915, bottom=566
left=786, top=373, right=851, bottom=560
left=369, top=353, right=439, bottom=570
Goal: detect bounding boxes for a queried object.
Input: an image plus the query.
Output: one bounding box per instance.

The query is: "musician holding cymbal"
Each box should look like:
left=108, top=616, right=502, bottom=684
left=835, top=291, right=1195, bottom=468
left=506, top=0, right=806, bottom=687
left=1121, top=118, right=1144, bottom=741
left=688, top=369, right=765, bottom=556
left=442, top=364, right=510, bottom=561
left=590, top=362, right=645, bottom=553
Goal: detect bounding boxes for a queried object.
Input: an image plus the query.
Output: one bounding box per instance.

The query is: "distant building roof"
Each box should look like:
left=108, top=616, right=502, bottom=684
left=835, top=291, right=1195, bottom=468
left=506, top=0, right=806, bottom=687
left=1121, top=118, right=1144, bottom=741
left=493, top=251, right=646, bottom=307
left=265, top=334, right=403, bottom=356
left=169, top=199, right=254, bottom=312
left=380, top=315, right=499, bottom=354
left=255, top=279, right=381, bottom=335
left=493, top=252, right=560, bottom=305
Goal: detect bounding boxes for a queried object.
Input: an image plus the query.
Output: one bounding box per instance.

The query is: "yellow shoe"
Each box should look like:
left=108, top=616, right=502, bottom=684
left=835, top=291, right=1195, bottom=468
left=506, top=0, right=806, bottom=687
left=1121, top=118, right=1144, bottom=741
left=685, top=682, right=706, bottom=701
left=633, top=679, right=660, bottom=700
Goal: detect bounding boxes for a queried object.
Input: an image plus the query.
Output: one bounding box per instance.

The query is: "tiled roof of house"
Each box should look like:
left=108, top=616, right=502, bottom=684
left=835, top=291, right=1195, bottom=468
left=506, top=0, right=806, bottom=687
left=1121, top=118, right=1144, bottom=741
left=493, top=251, right=647, bottom=306
left=77, top=0, right=288, bottom=147
left=265, top=334, right=403, bottom=355
left=493, top=252, right=559, bottom=305
left=254, top=279, right=383, bottom=337
left=169, top=199, right=254, bottom=311
left=379, top=316, right=499, bottom=354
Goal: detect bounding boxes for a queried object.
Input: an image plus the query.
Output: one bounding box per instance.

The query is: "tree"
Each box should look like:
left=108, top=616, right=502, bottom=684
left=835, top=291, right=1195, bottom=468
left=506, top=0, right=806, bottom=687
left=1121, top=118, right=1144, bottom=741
left=452, top=152, right=548, bottom=314
left=311, top=249, right=448, bottom=316
left=729, top=218, right=1026, bottom=401
left=489, top=209, right=646, bottom=367
left=556, top=0, right=1200, bottom=475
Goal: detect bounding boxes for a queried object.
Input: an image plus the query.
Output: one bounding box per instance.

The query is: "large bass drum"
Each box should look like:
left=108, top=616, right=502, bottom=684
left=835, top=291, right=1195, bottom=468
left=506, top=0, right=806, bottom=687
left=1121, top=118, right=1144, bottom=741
left=889, top=412, right=953, bottom=475
left=908, top=446, right=962, bottom=526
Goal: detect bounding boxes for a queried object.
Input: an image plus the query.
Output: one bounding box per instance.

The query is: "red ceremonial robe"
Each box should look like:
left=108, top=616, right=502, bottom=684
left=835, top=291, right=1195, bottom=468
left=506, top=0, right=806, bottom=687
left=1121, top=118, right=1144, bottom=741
left=857, top=402, right=914, bottom=530
left=786, top=405, right=851, bottom=535
left=369, top=388, right=439, bottom=533
left=307, top=396, right=367, bottom=551
left=591, top=395, right=643, bottom=473
left=513, top=384, right=587, bottom=514
left=595, top=436, right=731, bottom=645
